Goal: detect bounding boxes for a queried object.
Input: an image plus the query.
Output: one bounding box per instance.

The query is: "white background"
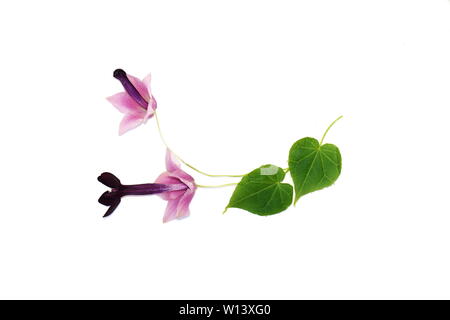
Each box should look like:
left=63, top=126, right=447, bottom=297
left=0, top=0, right=449, bottom=299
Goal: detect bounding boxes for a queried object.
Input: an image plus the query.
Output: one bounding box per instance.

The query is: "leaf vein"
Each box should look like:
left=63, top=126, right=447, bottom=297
left=231, top=184, right=277, bottom=205
left=289, top=151, right=316, bottom=163
left=298, top=151, right=319, bottom=195
left=321, top=152, right=338, bottom=165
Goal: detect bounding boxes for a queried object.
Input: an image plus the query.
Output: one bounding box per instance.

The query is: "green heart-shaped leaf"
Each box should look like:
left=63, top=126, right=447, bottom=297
left=225, top=165, right=293, bottom=215
left=289, top=137, right=341, bottom=204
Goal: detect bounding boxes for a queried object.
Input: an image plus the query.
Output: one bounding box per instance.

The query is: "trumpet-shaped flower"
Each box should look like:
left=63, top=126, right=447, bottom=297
left=155, top=150, right=197, bottom=223
left=97, top=150, right=196, bottom=222
left=106, top=69, right=157, bottom=135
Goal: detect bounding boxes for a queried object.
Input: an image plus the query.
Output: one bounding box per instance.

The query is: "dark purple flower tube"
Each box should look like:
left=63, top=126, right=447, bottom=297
left=113, top=69, right=149, bottom=108
left=97, top=172, right=187, bottom=217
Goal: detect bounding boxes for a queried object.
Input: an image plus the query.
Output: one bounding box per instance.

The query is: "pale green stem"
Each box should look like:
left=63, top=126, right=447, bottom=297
left=196, top=183, right=238, bottom=188
left=320, top=115, right=343, bottom=145
left=154, top=111, right=245, bottom=178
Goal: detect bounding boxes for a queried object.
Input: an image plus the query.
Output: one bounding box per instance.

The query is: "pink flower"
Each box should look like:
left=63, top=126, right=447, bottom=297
left=155, top=149, right=197, bottom=223
left=97, top=151, right=196, bottom=222
left=106, top=69, right=158, bottom=135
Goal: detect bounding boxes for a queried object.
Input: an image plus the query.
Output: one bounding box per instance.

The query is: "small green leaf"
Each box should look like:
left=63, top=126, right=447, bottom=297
left=225, top=165, right=293, bottom=215
left=288, top=137, right=341, bottom=204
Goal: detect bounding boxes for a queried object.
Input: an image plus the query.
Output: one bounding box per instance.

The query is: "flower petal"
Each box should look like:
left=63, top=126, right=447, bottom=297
left=98, top=191, right=118, bottom=206
left=98, top=172, right=121, bottom=188
left=142, top=73, right=152, bottom=94
left=150, top=96, right=157, bottom=111
left=143, top=101, right=156, bottom=121
left=171, top=169, right=196, bottom=190
left=154, top=172, right=181, bottom=185
left=142, top=73, right=157, bottom=113
left=128, top=74, right=150, bottom=102
left=165, top=149, right=180, bottom=172
left=154, top=172, right=186, bottom=200
left=103, top=198, right=121, bottom=218
left=119, top=114, right=144, bottom=135
left=163, top=198, right=181, bottom=223
left=106, top=92, right=144, bottom=115
left=175, top=189, right=195, bottom=219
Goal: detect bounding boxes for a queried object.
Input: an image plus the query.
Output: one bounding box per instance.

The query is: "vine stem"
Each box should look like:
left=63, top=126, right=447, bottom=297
left=154, top=111, right=245, bottom=178
left=196, top=183, right=238, bottom=188
left=320, top=115, right=343, bottom=145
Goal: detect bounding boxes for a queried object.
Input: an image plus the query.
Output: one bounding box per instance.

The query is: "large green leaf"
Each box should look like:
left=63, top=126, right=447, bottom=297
left=288, top=137, right=341, bottom=204
left=225, top=165, right=293, bottom=215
